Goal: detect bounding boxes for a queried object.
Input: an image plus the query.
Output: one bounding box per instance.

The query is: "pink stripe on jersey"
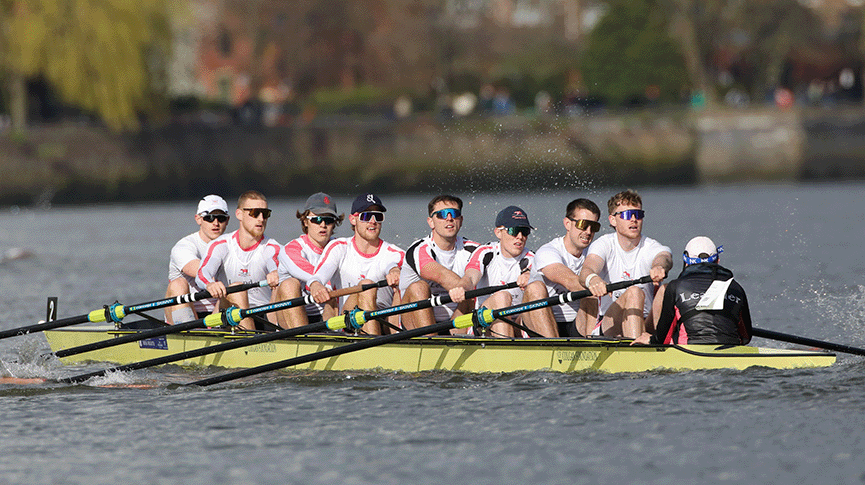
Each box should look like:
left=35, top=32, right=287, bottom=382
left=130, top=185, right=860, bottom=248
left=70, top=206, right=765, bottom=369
left=285, top=239, right=316, bottom=274
left=352, top=237, right=382, bottom=258
left=301, top=234, right=324, bottom=255
left=198, top=239, right=228, bottom=284
left=466, top=244, right=494, bottom=272
left=233, top=231, right=263, bottom=252
left=417, top=243, right=435, bottom=271
left=665, top=306, right=681, bottom=344
left=315, top=239, right=348, bottom=272
left=267, top=242, right=280, bottom=267
left=387, top=245, right=405, bottom=267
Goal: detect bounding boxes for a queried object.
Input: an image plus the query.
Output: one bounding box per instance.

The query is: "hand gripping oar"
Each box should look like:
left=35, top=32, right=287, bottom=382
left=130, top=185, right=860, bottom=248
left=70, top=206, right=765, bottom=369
left=751, top=327, right=865, bottom=357
left=0, top=280, right=269, bottom=341
left=187, top=278, right=648, bottom=387
left=53, top=280, right=389, bottom=358
left=61, top=282, right=516, bottom=383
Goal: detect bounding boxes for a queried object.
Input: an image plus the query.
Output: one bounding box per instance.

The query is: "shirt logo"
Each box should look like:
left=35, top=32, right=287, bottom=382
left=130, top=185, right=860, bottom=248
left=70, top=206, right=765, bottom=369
left=240, top=268, right=249, bottom=277
left=622, top=271, right=632, bottom=279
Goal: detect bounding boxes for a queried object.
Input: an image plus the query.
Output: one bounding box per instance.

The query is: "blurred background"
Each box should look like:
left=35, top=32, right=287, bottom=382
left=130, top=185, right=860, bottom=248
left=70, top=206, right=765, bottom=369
left=2, top=0, right=865, bottom=205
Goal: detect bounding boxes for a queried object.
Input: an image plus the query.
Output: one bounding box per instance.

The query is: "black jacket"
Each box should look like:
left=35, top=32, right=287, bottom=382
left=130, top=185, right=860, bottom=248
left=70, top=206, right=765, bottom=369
left=651, top=263, right=752, bottom=345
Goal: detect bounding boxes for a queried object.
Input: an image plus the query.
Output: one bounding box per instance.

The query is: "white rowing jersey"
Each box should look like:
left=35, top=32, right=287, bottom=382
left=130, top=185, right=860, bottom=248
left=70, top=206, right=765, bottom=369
left=309, top=236, right=405, bottom=310
left=278, top=234, right=330, bottom=317
left=168, top=231, right=224, bottom=314
left=535, top=236, right=585, bottom=323
left=586, top=233, right=671, bottom=318
left=399, top=234, right=479, bottom=294
left=464, top=242, right=541, bottom=307
left=197, top=230, right=280, bottom=308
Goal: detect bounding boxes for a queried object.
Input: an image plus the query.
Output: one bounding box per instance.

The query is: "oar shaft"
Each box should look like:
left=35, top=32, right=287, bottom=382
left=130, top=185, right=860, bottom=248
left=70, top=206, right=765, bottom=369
left=0, top=314, right=90, bottom=340
left=189, top=320, right=455, bottom=386
left=751, top=327, right=865, bottom=357
left=54, top=319, right=205, bottom=358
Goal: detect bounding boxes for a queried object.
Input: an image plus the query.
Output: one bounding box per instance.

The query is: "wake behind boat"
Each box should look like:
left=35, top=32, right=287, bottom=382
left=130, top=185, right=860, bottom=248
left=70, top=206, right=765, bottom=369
left=43, top=324, right=836, bottom=374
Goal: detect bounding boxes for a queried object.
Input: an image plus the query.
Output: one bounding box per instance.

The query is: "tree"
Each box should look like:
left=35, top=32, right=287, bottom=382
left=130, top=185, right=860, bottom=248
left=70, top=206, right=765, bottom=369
left=1, top=0, right=172, bottom=132
left=580, top=0, right=690, bottom=106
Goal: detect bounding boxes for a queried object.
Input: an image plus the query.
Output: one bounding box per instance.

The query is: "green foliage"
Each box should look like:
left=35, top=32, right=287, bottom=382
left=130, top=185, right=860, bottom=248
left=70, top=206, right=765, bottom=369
left=2, top=0, right=172, bottom=131
left=581, top=0, right=689, bottom=105
left=309, top=85, right=391, bottom=114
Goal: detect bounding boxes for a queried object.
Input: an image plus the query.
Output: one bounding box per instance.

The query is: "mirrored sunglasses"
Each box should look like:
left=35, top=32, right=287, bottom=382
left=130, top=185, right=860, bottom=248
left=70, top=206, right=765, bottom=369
left=307, top=215, right=337, bottom=225
left=242, top=208, right=272, bottom=219
left=567, top=217, right=601, bottom=232
left=431, top=208, right=461, bottom=219
left=614, top=209, right=645, bottom=220
left=506, top=226, right=531, bottom=237
left=202, top=213, right=229, bottom=223
left=357, top=211, right=385, bottom=222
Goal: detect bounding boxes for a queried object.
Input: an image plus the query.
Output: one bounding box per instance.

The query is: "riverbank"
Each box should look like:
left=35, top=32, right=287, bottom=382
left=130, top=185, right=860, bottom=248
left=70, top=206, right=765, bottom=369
left=2, top=106, right=863, bottom=206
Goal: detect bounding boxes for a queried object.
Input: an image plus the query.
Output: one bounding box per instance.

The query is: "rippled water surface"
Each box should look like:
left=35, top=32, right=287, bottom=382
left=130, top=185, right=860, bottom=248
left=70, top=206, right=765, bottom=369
left=1, top=184, right=864, bottom=484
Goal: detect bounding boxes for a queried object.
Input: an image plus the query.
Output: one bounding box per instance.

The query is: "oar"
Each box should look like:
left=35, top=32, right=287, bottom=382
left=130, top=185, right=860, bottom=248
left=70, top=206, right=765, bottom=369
left=0, top=280, right=269, bottom=341
left=53, top=279, right=389, bottom=359
left=60, top=283, right=515, bottom=383
left=751, top=327, right=865, bottom=357
left=187, top=277, right=650, bottom=387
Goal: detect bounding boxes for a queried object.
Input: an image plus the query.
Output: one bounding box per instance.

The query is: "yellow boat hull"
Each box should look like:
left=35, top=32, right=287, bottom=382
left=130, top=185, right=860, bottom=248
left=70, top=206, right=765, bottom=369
left=43, top=326, right=836, bottom=374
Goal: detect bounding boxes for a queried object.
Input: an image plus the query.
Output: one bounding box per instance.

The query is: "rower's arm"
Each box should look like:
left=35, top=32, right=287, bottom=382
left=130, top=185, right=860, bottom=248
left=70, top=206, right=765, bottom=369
left=579, top=254, right=607, bottom=297
left=419, top=260, right=462, bottom=290
left=650, top=251, right=673, bottom=282
left=540, top=263, right=583, bottom=291
left=181, top=259, right=201, bottom=279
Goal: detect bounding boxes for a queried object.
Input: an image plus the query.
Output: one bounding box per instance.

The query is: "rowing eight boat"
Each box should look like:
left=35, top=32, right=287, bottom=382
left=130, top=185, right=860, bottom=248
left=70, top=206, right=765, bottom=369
left=43, top=325, right=836, bottom=374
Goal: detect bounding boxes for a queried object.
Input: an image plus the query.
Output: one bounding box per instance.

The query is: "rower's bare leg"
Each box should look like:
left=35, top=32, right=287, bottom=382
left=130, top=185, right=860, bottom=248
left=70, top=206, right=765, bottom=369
left=401, top=281, right=434, bottom=331
left=384, top=290, right=401, bottom=334
left=648, top=284, right=666, bottom=334
left=483, top=290, right=515, bottom=338
left=576, top=297, right=599, bottom=337
left=225, top=287, right=253, bottom=331
left=164, top=278, right=194, bottom=324
left=321, top=299, right=338, bottom=320
left=356, top=279, right=381, bottom=335
left=275, top=278, right=309, bottom=329
left=600, top=286, right=645, bottom=339
left=522, top=281, right=558, bottom=337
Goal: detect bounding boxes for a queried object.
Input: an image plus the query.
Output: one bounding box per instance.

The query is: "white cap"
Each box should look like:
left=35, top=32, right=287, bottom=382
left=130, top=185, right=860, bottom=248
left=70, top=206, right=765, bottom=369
left=197, top=195, right=228, bottom=215
left=684, top=236, right=718, bottom=258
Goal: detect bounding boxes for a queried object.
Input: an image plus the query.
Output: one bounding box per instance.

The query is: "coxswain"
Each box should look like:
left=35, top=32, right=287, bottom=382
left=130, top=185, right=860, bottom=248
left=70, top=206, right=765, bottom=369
left=632, top=236, right=752, bottom=345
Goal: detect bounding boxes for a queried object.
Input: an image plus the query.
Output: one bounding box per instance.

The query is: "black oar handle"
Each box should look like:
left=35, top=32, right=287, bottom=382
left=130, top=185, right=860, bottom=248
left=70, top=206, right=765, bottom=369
left=130, top=280, right=266, bottom=313
left=752, top=327, right=865, bottom=357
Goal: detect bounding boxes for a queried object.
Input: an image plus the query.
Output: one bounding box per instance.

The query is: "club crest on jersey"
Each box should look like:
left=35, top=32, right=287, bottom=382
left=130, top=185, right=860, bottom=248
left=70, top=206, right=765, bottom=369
left=622, top=271, right=632, bottom=279
left=239, top=269, right=249, bottom=277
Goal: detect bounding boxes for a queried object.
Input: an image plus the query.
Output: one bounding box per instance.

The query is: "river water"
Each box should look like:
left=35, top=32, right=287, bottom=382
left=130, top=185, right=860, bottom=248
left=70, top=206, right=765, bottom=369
left=0, top=183, right=864, bottom=484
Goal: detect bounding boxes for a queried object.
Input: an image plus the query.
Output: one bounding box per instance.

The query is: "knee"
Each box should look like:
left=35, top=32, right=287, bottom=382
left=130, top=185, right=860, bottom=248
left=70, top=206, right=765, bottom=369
left=404, top=281, right=430, bottom=301
left=485, top=290, right=512, bottom=308
left=166, top=278, right=190, bottom=297
left=623, top=286, right=646, bottom=305
left=277, top=277, right=302, bottom=298
left=524, top=281, right=548, bottom=299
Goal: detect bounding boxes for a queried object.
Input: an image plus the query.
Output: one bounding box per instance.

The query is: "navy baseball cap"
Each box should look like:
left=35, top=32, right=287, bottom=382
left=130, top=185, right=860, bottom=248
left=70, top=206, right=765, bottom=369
left=495, top=205, right=534, bottom=229
left=351, top=193, right=387, bottom=214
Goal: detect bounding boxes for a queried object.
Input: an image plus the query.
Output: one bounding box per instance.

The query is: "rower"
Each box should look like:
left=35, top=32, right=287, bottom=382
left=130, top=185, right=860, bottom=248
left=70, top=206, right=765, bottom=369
left=632, top=236, right=752, bottom=345
left=535, top=198, right=602, bottom=337
left=307, top=193, right=405, bottom=335
left=164, top=195, right=230, bottom=324
left=275, top=192, right=344, bottom=329
left=453, top=205, right=558, bottom=338
left=579, top=189, right=673, bottom=338
left=399, top=195, right=479, bottom=333
left=197, top=190, right=281, bottom=330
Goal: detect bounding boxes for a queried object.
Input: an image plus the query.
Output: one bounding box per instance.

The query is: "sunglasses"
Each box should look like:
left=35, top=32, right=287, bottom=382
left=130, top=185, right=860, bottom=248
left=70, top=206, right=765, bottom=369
left=242, top=208, right=272, bottom=219
left=431, top=208, right=461, bottom=219
left=357, top=211, right=385, bottom=222
left=307, top=215, right=337, bottom=225
left=201, top=213, right=229, bottom=223
left=505, top=226, right=531, bottom=237
left=567, top=217, right=601, bottom=232
left=613, top=209, right=645, bottom=220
